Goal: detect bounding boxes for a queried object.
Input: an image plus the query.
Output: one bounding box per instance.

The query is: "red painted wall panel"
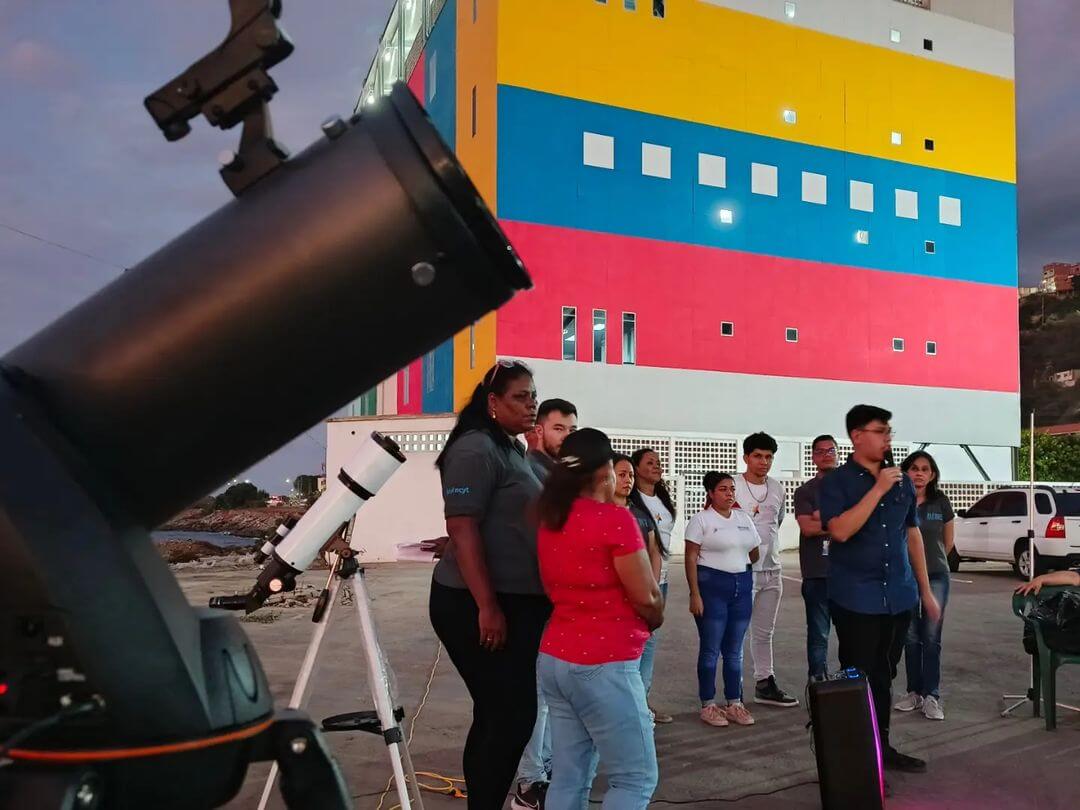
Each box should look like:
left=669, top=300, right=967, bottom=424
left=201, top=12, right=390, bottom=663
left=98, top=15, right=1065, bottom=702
left=497, top=221, right=1019, bottom=394
left=407, top=51, right=425, bottom=104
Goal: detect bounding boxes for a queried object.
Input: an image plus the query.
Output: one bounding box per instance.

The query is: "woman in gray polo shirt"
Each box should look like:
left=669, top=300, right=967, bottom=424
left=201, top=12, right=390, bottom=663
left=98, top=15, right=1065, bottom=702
left=429, top=360, right=551, bottom=809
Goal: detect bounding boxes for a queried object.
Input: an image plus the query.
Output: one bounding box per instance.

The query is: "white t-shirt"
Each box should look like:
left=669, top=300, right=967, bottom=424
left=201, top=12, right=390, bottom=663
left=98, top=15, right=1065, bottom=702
left=684, top=508, right=762, bottom=574
left=733, top=475, right=786, bottom=572
left=638, top=491, right=673, bottom=585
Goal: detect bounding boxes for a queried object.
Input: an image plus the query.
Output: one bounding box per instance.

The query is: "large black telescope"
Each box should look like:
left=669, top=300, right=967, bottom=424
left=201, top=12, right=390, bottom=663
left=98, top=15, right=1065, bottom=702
left=0, top=2, right=530, bottom=806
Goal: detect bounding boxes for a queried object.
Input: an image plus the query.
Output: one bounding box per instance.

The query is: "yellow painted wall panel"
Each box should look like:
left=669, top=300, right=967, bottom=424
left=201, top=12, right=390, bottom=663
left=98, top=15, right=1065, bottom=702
left=497, top=0, right=1015, bottom=182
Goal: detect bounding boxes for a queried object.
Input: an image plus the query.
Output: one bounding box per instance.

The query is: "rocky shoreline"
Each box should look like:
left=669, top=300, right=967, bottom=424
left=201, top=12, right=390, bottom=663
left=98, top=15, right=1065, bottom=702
left=159, top=506, right=306, bottom=538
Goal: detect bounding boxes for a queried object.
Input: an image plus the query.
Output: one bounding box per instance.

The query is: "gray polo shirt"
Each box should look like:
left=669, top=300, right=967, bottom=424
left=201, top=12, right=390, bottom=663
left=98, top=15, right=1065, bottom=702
left=527, top=450, right=555, bottom=482
left=794, top=475, right=831, bottom=580
left=433, top=429, right=545, bottom=595
left=917, top=493, right=955, bottom=576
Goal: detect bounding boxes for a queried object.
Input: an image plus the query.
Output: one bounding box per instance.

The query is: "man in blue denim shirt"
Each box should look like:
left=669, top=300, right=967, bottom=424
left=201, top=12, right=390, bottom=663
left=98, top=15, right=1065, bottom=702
left=819, top=405, right=941, bottom=775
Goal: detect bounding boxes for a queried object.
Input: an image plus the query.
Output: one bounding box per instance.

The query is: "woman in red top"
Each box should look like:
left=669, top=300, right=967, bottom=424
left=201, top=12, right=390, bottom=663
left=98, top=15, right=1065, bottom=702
left=536, top=429, right=664, bottom=810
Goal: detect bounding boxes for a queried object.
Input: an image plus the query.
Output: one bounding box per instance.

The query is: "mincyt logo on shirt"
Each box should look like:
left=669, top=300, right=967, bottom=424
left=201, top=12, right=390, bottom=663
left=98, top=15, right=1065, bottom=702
left=444, top=486, right=470, bottom=496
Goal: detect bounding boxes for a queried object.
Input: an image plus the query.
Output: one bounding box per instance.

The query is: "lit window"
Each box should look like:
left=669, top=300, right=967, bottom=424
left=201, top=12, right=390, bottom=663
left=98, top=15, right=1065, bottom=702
left=785, top=2, right=796, bottom=19
left=425, top=351, right=435, bottom=392
left=698, top=153, right=727, bottom=188
left=641, top=142, right=672, bottom=179
left=583, top=132, right=615, bottom=169
left=593, top=309, right=608, bottom=363
left=850, top=180, right=874, bottom=212
left=926, top=341, right=938, bottom=356
left=891, top=131, right=902, bottom=145
left=783, top=109, right=797, bottom=125
left=924, top=138, right=935, bottom=151
left=622, top=313, right=637, bottom=365
left=751, top=162, right=778, bottom=197
left=924, top=38, right=933, bottom=51
left=721, top=321, right=735, bottom=337
left=939, top=196, right=962, bottom=227
left=890, top=28, right=901, bottom=43
left=893, top=338, right=905, bottom=352
left=855, top=229, right=870, bottom=245
left=428, top=52, right=437, bottom=101
left=471, top=85, right=477, bottom=137
left=717, top=208, right=734, bottom=225
left=925, top=240, right=936, bottom=254
left=801, top=171, right=827, bottom=205
left=562, top=306, right=577, bottom=360
left=785, top=327, right=799, bottom=343
left=895, top=189, right=919, bottom=220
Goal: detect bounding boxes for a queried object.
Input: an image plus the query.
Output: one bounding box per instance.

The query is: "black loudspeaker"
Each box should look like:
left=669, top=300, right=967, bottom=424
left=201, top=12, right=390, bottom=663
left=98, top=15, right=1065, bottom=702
left=808, top=670, right=885, bottom=810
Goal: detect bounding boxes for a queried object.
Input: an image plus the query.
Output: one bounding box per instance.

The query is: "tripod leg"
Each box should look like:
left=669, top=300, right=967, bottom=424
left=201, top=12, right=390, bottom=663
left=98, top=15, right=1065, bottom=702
left=255, top=712, right=351, bottom=810
left=258, top=575, right=343, bottom=810
left=351, top=570, right=425, bottom=810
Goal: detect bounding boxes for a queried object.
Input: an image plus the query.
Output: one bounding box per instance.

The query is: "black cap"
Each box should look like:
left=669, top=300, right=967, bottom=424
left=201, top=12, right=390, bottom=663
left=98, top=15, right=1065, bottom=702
left=558, top=428, right=614, bottom=473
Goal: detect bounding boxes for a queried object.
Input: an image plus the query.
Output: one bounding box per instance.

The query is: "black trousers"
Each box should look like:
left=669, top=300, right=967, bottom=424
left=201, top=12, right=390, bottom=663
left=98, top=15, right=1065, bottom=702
left=829, top=601, right=912, bottom=746
left=429, top=580, right=552, bottom=810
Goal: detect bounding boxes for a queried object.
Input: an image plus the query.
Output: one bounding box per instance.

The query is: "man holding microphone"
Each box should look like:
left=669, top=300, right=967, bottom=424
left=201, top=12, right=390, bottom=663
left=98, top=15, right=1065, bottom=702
left=819, top=405, right=941, bottom=775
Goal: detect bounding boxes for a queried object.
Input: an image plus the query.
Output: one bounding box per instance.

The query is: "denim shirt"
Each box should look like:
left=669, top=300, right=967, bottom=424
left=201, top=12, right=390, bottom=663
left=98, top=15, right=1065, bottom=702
left=819, top=458, right=920, bottom=616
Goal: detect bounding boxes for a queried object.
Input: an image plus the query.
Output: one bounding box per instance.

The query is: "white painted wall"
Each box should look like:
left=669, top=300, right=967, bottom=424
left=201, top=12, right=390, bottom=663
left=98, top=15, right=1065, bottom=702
left=702, top=0, right=1014, bottom=77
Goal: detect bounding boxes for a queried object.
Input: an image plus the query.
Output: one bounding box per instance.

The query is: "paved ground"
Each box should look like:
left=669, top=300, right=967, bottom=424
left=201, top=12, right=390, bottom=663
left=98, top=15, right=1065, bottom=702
left=178, top=551, right=1080, bottom=809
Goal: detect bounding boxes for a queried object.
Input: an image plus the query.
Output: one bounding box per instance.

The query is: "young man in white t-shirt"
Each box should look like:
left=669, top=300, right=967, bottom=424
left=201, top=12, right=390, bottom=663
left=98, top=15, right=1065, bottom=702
left=734, top=432, right=799, bottom=708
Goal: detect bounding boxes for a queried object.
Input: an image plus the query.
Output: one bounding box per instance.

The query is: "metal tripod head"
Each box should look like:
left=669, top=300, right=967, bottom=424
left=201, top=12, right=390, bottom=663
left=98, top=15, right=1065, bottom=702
left=143, top=0, right=294, bottom=195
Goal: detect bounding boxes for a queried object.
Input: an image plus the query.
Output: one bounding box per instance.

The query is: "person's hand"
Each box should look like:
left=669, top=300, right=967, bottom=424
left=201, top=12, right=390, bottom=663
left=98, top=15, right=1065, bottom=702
left=812, top=510, right=821, bottom=521
left=874, top=466, right=903, bottom=493
left=689, top=594, right=704, bottom=618
left=1016, top=577, right=1045, bottom=597
left=419, top=536, right=449, bottom=559
left=478, top=603, right=507, bottom=652
left=921, top=593, right=942, bottom=625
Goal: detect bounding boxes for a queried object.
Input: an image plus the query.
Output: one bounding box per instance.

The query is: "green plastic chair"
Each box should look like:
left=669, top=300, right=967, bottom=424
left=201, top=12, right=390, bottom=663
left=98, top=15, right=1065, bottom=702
left=1012, top=585, right=1080, bottom=730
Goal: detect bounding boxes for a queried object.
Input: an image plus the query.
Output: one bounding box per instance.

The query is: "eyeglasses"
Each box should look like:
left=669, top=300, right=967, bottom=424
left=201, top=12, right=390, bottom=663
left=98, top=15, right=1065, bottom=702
left=484, top=359, right=531, bottom=388
left=813, top=447, right=838, bottom=456
left=859, top=427, right=894, bottom=437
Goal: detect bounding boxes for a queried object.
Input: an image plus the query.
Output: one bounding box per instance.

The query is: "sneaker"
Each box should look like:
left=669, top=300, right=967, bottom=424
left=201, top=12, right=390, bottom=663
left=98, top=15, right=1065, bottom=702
left=922, top=696, right=945, bottom=721
left=723, top=702, right=756, bottom=726
left=894, top=692, right=923, bottom=712
left=754, top=676, right=800, bottom=707
left=883, top=746, right=927, bottom=774
left=511, top=781, right=548, bottom=810
left=649, top=704, right=674, bottom=724
left=700, top=704, right=730, bottom=727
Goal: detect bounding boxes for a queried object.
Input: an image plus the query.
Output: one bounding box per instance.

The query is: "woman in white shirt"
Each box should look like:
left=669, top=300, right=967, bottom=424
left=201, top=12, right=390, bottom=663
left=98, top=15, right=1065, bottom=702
left=685, top=472, right=762, bottom=728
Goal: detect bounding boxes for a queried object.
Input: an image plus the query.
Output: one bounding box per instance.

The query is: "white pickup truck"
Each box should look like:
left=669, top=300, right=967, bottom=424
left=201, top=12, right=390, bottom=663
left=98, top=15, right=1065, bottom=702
left=951, top=487, right=1080, bottom=580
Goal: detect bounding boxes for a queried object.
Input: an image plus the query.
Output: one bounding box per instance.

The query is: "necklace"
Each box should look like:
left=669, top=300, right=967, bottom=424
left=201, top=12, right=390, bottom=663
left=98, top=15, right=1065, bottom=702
left=743, top=475, right=769, bottom=504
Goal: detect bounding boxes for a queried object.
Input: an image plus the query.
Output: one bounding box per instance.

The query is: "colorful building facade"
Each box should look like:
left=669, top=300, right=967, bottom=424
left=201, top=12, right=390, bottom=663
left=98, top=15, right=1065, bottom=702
left=358, top=0, right=1019, bottom=475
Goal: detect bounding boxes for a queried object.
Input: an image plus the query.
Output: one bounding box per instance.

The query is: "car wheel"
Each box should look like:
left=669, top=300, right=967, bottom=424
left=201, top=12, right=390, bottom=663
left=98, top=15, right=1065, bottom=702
left=947, top=547, right=960, bottom=573
left=1014, top=542, right=1040, bottom=581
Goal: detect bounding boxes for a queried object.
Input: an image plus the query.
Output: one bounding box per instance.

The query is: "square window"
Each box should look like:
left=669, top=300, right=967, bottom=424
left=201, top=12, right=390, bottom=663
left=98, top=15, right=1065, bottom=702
left=785, top=327, right=799, bottom=343
left=895, top=189, right=919, bottom=220
left=751, top=162, right=778, bottom=197
left=785, top=2, right=796, bottom=18
left=783, top=109, right=797, bottom=124
left=926, top=341, right=937, bottom=356
left=624, top=0, right=636, bottom=8
left=698, top=153, right=727, bottom=188
left=891, top=131, right=902, bottom=146
left=850, top=180, right=874, bottom=212
left=939, top=196, right=961, bottom=226
left=801, top=171, right=827, bottom=205
left=890, top=28, right=901, bottom=44
left=641, top=142, right=672, bottom=179
left=925, top=240, right=936, bottom=254
left=721, top=321, right=735, bottom=337
left=855, top=229, right=870, bottom=245
left=717, top=207, right=734, bottom=225
left=893, top=338, right=905, bottom=352
left=924, top=38, right=933, bottom=51
left=583, top=132, right=615, bottom=169
left=924, top=138, right=935, bottom=151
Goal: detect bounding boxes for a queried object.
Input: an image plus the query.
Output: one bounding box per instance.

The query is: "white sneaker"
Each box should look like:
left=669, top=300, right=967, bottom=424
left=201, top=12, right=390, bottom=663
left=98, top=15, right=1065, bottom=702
left=894, top=692, right=923, bottom=712
left=922, top=695, right=945, bottom=721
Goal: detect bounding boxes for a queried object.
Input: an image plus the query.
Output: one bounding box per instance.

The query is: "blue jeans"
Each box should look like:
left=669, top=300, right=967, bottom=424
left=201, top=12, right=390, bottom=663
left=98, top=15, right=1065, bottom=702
left=516, top=669, right=552, bottom=785
left=694, top=566, right=753, bottom=703
left=638, top=582, right=668, bottom=693
left=904, top=572, right=950, bottom=698
left=538, top=653, right=657, bottom=810
left=801, top=577, right=831, bottom=679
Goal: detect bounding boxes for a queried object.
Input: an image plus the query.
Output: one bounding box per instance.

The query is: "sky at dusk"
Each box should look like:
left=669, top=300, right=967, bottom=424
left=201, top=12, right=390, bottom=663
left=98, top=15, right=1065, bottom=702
left=1, top=1, right=1078, bottom=493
